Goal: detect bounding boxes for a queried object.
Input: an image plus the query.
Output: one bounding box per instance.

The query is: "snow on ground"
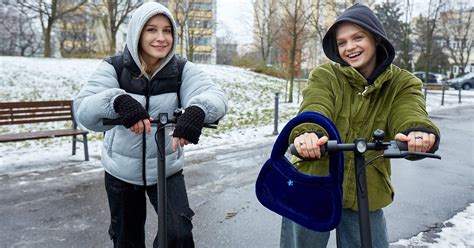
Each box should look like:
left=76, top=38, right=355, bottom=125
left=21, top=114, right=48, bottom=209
left=391, top=203, right=474, bottom=247
left=1, top=56, right=474, bottom=246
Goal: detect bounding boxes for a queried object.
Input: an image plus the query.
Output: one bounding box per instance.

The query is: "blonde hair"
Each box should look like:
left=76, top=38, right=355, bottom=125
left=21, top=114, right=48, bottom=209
left=137, top=51, right=160, bottom=79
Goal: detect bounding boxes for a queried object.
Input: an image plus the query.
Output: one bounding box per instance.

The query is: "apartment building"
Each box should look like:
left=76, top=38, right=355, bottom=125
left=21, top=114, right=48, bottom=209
left=159, top=0, right=217, bottom=64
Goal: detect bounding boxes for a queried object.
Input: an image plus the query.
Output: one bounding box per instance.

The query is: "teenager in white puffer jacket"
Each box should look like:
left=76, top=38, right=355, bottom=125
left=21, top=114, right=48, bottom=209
left=74, top=2, right=227, bottom=247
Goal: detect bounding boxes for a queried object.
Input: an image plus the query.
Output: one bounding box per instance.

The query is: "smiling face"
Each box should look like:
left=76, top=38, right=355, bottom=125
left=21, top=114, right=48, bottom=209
left=139, top=15, right=173, bottom=68
left=335, top=22, right=377, bottom=78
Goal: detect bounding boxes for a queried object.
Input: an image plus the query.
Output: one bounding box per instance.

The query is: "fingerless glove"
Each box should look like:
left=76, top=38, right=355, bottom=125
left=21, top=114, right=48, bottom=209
left=113, top=94, right=149, bottom=128
left=173, top=106, right=205, bottom=144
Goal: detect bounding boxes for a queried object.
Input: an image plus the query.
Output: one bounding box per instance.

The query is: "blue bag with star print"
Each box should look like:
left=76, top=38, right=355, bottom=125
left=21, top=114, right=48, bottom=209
left=255, top=112, right=344, bottom=232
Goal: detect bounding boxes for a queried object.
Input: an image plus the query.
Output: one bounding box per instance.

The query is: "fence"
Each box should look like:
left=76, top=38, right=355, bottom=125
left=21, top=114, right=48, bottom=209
left=423, top=86, right=464, bottom=105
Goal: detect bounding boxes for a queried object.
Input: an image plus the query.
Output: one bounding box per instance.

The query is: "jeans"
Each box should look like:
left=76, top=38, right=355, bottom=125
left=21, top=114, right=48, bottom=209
left=280, top=208, right=389, bottom=248
left=105, top=170, right=195, bottom=248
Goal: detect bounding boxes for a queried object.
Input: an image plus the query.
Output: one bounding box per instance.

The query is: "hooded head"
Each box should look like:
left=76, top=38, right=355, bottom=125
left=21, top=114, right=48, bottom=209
left=322, top=4, right=395, bottom=83
left=126, top=2, right=177, bottom=75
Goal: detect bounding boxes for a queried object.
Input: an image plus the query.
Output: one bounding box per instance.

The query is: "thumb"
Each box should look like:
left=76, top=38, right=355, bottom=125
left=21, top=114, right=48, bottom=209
left=317, top=136, right=329, bottom=145
left=172, top=137, right=179, bottom=151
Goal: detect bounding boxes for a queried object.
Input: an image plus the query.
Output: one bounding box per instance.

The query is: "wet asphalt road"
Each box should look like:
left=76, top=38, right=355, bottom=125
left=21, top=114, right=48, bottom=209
left=0, top=105, right=472, bottom=248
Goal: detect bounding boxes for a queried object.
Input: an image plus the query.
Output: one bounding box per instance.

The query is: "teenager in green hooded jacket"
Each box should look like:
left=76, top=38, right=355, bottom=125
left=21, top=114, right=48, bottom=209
left=280, top=4, right=440, bottom=248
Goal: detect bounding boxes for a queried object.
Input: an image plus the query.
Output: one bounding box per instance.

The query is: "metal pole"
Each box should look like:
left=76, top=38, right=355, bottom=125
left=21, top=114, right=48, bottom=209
left=441, top=86, right=445, bottom=106
left=157, top=113, right=168, bottom=247
left=424, top=86, right=427, bottom=100
left=354, top=139, right=372, bottom=248
left=458, top=88, right=462, bottom=103
left=273, top=93, right=279, bottom=135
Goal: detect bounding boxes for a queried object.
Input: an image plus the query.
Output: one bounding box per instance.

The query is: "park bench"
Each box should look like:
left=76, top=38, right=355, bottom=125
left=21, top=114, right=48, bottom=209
left=0, top=100, right=89, bottom=161
left=424, top=84, right=450, bottom=90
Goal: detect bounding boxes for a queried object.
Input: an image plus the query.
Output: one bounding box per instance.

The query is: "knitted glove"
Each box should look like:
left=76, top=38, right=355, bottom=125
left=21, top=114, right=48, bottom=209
left=113, top=94, right=150, bottom=128
left=173, top=106, right=205, bottom=144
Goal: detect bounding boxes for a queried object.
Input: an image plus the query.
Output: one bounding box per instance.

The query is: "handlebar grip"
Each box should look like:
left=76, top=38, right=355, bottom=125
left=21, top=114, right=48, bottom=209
left=103, top=118, right=121, bottom=125
left=289, top=144, right=302, bottom=159
left=204, top=123, right=218, bottom=129
left=395, top=140, right=408, bottom=151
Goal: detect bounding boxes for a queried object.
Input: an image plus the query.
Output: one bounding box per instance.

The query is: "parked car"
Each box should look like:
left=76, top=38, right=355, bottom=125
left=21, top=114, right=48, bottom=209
left=412, top=71, right=447, bottom=85
left=448, top=72, right=474, bottom=90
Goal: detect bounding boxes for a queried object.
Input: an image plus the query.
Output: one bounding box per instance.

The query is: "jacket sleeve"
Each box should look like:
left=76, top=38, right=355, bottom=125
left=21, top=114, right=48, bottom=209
left=179, top=62, right=228, bottom=123
left=288, top=65, right=338, bottom=142
left=73, top=61, right=126, bottom=132
left=387, top=72, right=440, bottom=147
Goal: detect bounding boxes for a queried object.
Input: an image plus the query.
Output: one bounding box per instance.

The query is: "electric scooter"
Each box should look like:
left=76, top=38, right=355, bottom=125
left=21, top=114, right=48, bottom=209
left=104, top=109, right=217, bottom=247
left=288, top=117, right=441, bottom=248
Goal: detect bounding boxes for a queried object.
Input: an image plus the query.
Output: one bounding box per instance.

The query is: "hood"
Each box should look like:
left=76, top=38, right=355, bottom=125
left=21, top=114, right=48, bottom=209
left=126, top=2, right=178, bottom=76
left=322, top=3, right=395, bottom=84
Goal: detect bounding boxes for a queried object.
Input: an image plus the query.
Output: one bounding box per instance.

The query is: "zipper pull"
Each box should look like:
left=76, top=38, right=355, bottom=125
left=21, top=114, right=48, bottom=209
left=360, top=85, right=370, bottom=96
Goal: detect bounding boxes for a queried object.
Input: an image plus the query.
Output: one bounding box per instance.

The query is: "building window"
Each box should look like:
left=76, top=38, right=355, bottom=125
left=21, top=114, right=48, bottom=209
left=190, top=20, right=212, bottom=28
left=193, top=53, right=211, bottom=63
left=191, top=3, right=212, bottom=11
left=193, top=36, right=210, bottom=45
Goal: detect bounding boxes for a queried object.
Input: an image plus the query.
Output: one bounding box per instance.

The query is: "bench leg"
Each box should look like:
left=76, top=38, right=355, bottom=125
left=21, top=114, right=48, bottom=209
left=72, top=135, right=77, bottom=155
left=83, top=133, right=89, bottom=161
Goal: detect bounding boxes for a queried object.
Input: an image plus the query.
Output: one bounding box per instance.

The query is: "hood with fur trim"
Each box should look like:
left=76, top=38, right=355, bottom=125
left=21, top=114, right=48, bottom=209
left=322, top=3, right=395, bottom=84
left=126, top=2, right=177, bottom=77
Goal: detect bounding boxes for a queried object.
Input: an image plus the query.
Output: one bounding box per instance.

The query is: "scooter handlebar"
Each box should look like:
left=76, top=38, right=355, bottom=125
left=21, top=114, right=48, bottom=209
left=102, top=118, right=218, bottom=129
left=289, top=140, right=441, bottom=160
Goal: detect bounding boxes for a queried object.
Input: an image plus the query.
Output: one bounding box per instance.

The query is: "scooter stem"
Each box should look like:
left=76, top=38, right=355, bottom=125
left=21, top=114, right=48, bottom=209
left=354, top=138, right=372, bottom=248
left=157, top=113, right=168, bottom=247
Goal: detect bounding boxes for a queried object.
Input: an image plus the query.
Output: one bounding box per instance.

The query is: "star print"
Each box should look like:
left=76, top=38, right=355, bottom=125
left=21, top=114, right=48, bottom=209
left=287, top=180, right=294, bottom=186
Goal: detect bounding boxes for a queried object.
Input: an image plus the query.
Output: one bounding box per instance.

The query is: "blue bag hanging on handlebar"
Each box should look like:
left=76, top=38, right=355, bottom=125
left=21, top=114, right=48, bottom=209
left=255, top=112, right=344, bottom=232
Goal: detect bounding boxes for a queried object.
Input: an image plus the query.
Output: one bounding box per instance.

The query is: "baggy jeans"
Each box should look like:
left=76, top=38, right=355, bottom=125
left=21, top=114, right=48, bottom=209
left=105, top=170, right=195, bottom=248
left=280, top=208, right=389, bottom=248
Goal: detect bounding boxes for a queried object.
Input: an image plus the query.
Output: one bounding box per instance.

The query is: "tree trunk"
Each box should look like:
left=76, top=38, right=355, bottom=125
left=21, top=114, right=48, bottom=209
left=180, top=26, right=185, bottom=56
left=110, top=29, right=117, bottom=54
left=288, top=44, right=296, bottom=103
left=44, top=23, right=53, bottom=57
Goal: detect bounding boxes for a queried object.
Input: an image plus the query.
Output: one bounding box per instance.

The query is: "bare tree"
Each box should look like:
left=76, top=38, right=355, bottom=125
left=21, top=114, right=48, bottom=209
left=169, top=0, right=198, bottom=57
left=0, top=3, right=42, bottom=56
left=278, top=0, right=315, bottom=103
left=19, top=0, right=87, bottom=57
left=252, top=0, right=281, bottom=64
left=186, top=19, right=209, bottom=61
left=93, top=0, right=141, bottom=54
left=307, top=0, right=325, bottom=45
left=58, top=10, right=93, bottom=57
left=168, top=0, right=211, bottom=61
left=440, top=2, right=473, bottom=75
left=400, top=0, right=414, bottom=70
left=414, top=0, right=444, bottom=78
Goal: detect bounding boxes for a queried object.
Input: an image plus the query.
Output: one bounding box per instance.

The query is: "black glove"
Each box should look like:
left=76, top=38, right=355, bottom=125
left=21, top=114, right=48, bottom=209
left=113, top=94, right=149, bottom=128
left=173, top=106, right=205, bottom=144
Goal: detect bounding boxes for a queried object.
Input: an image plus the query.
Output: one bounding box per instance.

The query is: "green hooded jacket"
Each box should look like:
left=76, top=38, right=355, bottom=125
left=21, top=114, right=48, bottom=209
left=289, top=63, right=440, bottom=211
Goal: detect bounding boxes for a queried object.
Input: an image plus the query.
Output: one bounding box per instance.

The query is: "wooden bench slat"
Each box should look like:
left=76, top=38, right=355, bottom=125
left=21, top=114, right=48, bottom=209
left=0, top=112, right=71, bottom=120
left=0, top=117, right=72, bottom=125
left=0, top=129, right=88, bottom=142
left=0, top=100, right=71, bottom=108
left=0, top=106, right=71, bottom=115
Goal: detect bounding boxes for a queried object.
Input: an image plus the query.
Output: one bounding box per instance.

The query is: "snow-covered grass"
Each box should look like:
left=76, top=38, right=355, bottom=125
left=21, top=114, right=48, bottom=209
left=0, top=56, right=299, bottom=137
